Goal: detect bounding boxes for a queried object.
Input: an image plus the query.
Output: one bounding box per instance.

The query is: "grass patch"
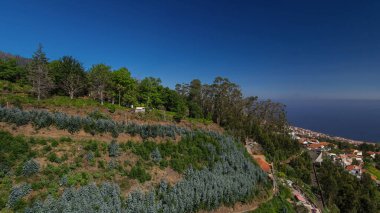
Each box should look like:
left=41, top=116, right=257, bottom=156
left=253, top=185, right=295, bottom=213
left=366, top=164, right=380, bottom=180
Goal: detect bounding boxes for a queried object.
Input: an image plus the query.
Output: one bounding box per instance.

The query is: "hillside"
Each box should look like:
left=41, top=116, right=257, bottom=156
left=0, top=106, right=271, bottom=212
left=1, top=46, right=379, bottom=213
left=0, top=50, right=288, bottom=212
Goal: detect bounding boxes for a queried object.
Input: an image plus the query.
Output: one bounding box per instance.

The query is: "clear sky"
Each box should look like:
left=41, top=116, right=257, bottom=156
left=1, top=0, right=379, bottom=100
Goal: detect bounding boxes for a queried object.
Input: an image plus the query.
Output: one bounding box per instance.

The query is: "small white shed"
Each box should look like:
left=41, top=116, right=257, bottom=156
left=135, top=107, right=146, bottom=113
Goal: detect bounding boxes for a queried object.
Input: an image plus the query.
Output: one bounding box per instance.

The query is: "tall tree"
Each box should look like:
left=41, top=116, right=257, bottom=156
left=88, top=64, right=111, bottom=105
left=111, top=67, right=137, bottom=106
left=188, top=79, right=203, bottom=118
left=211, top=77, right=242, bottom=126
left=28, top=44, right=53, bottom=101
left=138, top=77, right=163, bottom=108
left=52, top=56, right=86, bottom=99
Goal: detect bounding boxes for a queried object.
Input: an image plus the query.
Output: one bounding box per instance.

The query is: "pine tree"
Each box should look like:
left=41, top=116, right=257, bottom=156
left=28, top=44, right=53, bottom=101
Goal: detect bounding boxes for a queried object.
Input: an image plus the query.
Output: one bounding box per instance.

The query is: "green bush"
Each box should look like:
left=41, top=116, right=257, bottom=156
left=87, top=110, right=110, bottom=120
left=47, top=153, right=61, bottom=163
left=129, top=162, right=151, bottom=183
left=0, top=131, right=33, bottom=175
left=51, top=140, right=59, bottom=147
left=108, top=105, right=116, bottom=113
left=67, top=172, right=91, bottom=186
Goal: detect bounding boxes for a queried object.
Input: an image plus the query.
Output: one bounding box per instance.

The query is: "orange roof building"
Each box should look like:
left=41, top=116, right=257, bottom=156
left=345, top=165, right=356, bottom=171
left=308, top=143, right=325, bottom=149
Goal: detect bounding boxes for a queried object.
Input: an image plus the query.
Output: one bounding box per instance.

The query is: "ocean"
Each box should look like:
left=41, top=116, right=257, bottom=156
left=280, top=99, right=380, bottom=143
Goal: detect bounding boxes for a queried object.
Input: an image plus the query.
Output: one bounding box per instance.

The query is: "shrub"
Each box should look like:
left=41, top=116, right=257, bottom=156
left=108, top=158, right=119, bottom=170
left=98, top=160, right=106, bottom=169
left=88, top=110, right=109, bottom=120
left=7, top=183, right=31, bottom=208
left=47, top=153, right=60, bottom=163
left=0, top=107, right=200, bottom=140
left=26, top=183, right=121, bottom=212
left=22, top=159, right=40, bottom=177
left=51, top=139, right=59, bottom=147
left=25, top=133, right=269, bottom=213
left=84, top=150, right=92, bottom=159
left=108, top=140, right=119, bottom=157
left=129, top=163, right=151, bottom=183
left=108, top=105, right=116, bottom=113
left=151, top=147, right=162, bottom=163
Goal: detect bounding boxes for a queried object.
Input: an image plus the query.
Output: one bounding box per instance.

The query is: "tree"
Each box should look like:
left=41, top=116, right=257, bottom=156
left=52, top=56, right=87, bottom=99
left=188, top=79, right=203, bottom=118
left=28, top=44, right=53, bottom=100
left=88, top=64, right=111, bottom=105
left=138, top=77, right=163, bottom=108
left=0, top=58, right=27, bottom=83
left=173, top=99, right=188, bottom=122
left=111, top=67, right=137, bottom=106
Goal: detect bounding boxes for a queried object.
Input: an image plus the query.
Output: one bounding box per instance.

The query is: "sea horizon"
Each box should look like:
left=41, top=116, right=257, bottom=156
left=278, top=98, right=380, bottom=143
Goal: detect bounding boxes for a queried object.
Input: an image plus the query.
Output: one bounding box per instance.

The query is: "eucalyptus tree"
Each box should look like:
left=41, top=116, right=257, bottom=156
left=138, top=77, right=164, bottom=108
left=111, top=67, right=137, bottom=106
left=88, top=64, right=112, bottom=105
left=188, top=79, right=203, bottom=118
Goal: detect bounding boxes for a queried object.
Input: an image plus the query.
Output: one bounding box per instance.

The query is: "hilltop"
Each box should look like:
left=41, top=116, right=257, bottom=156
left=0, top=47, right=286, bottom=213
left=1, top=46, right=379, bottom=213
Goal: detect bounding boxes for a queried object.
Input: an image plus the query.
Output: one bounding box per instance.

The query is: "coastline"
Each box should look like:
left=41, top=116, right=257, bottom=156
left=290, top=126, right=377, bottom=145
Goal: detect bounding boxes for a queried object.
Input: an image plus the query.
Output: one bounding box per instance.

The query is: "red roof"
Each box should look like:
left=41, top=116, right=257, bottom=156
left=367, top=151, right=375, bottom=155
left=308, top=143, right=324, bottom=149
left=346, top=165, right=356, bottom=171
left=346, top=165, right=361, bottom=171
left=255, top=158, right=271, bottom=173
left=319, top=142, right=331, bottom=146
left=294, top=194, right=306, bottom=202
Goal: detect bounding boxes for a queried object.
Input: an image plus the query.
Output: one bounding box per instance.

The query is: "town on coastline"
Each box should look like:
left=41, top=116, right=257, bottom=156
left=244, top=126, right=380, bottom=212
left=290, top=126, right=380, bottom=185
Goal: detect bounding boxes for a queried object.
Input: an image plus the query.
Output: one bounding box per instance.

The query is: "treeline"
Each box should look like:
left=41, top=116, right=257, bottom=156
left=1, top=44, right=288, bottom=140
left=1, top=45, right=183, bottom=113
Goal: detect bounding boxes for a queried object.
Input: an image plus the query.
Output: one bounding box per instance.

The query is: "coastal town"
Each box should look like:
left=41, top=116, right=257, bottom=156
left=291, top=126, right=380, bottom=185
left=244, top=126, right=380, bottom=213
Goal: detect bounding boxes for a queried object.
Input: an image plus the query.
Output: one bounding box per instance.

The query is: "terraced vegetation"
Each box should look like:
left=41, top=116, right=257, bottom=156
left=0, top=114, right=271, bottom=212
left=0, top=49, right=298, bottom=212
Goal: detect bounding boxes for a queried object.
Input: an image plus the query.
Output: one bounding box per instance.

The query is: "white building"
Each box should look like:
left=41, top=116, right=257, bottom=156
left=135, top=107, right=146, bottom=113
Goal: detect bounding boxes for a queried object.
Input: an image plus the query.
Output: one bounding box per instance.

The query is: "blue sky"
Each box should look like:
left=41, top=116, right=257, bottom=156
left=1, top=0, right=379, bottom=100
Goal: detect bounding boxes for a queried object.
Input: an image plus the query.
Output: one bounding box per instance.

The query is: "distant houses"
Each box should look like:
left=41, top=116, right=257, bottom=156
left=293, top=130, right=380, bottom=184
left=345, top=165, right=363, bottom=178
left=298, top=138, right=334, bottom=152
left=367, top=151, right=380, bottom=159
